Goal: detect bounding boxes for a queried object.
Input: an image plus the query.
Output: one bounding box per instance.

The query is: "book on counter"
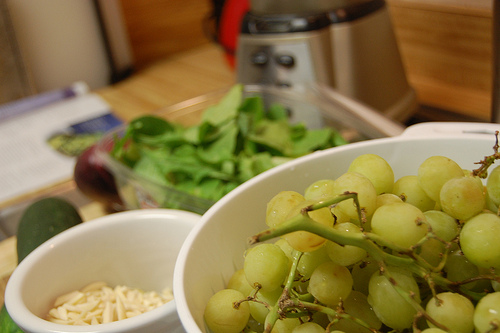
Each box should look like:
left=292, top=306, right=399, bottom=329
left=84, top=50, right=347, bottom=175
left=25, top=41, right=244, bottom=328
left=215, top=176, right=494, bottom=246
left=0, top=82, right=123, bottom=207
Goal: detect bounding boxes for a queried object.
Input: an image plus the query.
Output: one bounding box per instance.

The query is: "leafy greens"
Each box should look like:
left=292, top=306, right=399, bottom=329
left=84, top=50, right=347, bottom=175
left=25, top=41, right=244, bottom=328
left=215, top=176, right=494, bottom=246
left=110, top=84, right=347, bottom=204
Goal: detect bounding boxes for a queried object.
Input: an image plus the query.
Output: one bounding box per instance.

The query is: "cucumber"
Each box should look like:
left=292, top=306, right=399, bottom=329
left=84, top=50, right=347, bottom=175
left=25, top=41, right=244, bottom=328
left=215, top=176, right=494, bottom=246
left=1, top=197, right=84, bottom=332
left=16, top=197, right=83, bottom=263
left=0, top=306, right=22, bottom=333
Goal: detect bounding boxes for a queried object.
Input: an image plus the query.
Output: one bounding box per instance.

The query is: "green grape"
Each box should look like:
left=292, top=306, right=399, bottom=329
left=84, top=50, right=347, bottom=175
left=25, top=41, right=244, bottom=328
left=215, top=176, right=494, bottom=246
left=274, top=238, right=294, bottom=262
left=493, top=280, right=500, bottom=292
left=296, top=244, right=330, bottom=279
left=248, top=288, right=282, bottom=324
left=440, top=176, right=485, bottom=221
left=266, top=191, right=305, bottom=228
left=247, top=317, right=264, bottom=332
left=485, top=187, right=499, bottom=213
left=460, top=213, right=500, bottom=269
left=476, top=266, right=496, bottom=293
left=329, top=290, right=382, bottom=333
left=421, top=329, right=448, bottom=333
left=270, top=317, right=301, bottom=333
left=370, top=202, right=428, bottom=248
left=462, top=169, right=485, bottom=191
left=423, top=210, right=459, bottom=242
left=444, top=247, right=483, bottom=291
left=376, top=193, right=403, bottom=208
left=331, top=204, right=353, bottom=224
left=352, top=259, right=380, bottom=295
left=204, top=289, right=250, bottom=333
left=347, top=153, right=394, bottom=195
left=244, top=243, right=289, bottom=292
left=308, top=261, right=353, bottom=307
left=392, top=175, right=435, bottom=211
left=291, top=322, right=325, bottom=333
left=274, top=238, right=310, bottom=293
left=417, top=155, right=464, bottom=202
left=418, top=237, right=446, bottom=267
left=304, top=179, right=336, bottom=201
left=333, top=171, right=378, bottom=219
left=227, top=268, right=254, bottom=296
left=486, top=165, right=500, bottom=206
left=473, top=291, right=500, bottom=333
left=310, top=311, right=332, bottom=329
left=367, top=266, right=421, bottom=330
left=368, top=193, right=404, bottom=233
left=325, top=222, right=367, bottom=266
left=274, top=240, right=305, bottom=293
left=282, top=200, right=334, bottom=252
left=425, top=292, right=475, bottom=333
left=291, top=278, right=309, bottom=295
left=276, top=240, right=339, bottom=292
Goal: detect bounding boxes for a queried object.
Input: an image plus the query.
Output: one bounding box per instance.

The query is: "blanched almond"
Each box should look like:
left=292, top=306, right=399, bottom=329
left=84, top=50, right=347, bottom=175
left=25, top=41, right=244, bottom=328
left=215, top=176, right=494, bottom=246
left=46, top=282, right=173, bottom=325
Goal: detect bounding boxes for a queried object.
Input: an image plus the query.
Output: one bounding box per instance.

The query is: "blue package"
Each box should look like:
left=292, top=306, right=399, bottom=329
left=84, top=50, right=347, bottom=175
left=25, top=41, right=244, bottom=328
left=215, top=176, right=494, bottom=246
left=70, top=113, right=123, bottom=134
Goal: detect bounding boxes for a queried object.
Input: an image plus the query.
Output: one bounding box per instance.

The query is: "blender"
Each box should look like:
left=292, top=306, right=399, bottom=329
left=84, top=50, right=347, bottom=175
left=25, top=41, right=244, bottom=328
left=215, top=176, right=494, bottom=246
left=235, top=0, right=417, bottom=121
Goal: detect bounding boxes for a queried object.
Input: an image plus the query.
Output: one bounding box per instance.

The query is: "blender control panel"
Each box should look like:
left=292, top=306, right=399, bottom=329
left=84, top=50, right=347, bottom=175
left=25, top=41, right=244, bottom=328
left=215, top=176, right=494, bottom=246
left=236, top=30, right=334, bottom=88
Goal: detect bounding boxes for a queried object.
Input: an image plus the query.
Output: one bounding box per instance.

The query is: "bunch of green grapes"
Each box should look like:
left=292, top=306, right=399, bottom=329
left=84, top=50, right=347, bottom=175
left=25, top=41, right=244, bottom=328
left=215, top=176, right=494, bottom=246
left=203, top=150, right=500, bottom=333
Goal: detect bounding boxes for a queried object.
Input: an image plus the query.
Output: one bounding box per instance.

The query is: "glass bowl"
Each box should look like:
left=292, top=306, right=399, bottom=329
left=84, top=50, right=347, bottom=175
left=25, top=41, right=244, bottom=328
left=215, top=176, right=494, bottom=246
left=95, top=84, right=403, bottom=214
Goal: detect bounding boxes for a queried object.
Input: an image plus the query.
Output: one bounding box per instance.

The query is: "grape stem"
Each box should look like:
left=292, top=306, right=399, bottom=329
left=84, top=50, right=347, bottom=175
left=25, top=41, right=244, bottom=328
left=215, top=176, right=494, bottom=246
left=451, top=273, right=500, bottom=286
left=252, top=212, right=491, bottom=301
left=263, top=249, right=303, bottom=332
left=485, top=322, right=499, bottom=333
left=472, top=130, right=500, bottom=178
left=408, top=221, right=455, bottom=273
left=262, top=244, right=378, bottom=332
left=250, top=207, right=423, bottom=275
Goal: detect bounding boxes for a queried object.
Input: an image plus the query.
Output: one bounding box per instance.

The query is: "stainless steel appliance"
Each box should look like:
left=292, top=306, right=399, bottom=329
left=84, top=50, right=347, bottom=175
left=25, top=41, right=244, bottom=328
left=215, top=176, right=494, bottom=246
left=236, top=0, right=417, bottom=121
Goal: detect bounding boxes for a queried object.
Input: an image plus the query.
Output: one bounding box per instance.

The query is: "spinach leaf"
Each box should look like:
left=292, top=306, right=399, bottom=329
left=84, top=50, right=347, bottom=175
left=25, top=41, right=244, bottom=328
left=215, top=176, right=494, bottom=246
left=109, top=84, right=347, bottom=207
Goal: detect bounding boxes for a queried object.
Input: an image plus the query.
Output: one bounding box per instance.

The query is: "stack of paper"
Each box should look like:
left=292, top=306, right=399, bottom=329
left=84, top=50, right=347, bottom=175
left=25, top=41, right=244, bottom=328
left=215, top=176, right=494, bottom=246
left=0, top=85, right=122, bottom=205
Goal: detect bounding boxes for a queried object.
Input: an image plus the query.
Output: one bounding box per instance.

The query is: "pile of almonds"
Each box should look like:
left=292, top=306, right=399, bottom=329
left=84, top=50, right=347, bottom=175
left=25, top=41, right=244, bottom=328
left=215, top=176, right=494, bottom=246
left=46, top=281, right=173, bottom=325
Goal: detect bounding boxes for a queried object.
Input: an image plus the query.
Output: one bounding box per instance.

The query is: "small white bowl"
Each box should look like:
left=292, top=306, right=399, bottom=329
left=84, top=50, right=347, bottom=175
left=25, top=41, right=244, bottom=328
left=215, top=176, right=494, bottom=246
left=5, top=208, right=200, bottom=333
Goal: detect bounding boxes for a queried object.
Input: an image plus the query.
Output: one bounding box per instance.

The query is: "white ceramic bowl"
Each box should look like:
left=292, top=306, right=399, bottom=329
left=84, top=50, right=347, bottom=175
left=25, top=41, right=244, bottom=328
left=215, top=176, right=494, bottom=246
left=5, top=209, right=200, bottom=333
left=173, top=122, right=500, bottom=332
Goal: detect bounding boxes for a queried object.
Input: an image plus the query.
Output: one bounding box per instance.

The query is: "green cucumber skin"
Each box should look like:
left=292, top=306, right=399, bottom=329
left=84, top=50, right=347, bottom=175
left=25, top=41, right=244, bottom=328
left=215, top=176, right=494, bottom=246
left=16, top=197, right=83, bottom=263
left=0, top=306, right=22, bottom=333
left=2, top=197, right=84, bottom=332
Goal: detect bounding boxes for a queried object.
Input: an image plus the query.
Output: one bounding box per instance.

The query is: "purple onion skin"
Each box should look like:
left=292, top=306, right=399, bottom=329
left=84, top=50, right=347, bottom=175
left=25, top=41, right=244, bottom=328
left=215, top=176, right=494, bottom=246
left=74, top=144, right=123, bottom=210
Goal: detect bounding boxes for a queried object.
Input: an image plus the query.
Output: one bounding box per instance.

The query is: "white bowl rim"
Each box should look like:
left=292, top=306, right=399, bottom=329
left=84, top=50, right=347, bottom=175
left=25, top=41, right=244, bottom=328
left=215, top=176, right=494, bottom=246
left=172, top=125, right=500, bottom=332
left=5, top=208, right=201, bottom=333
